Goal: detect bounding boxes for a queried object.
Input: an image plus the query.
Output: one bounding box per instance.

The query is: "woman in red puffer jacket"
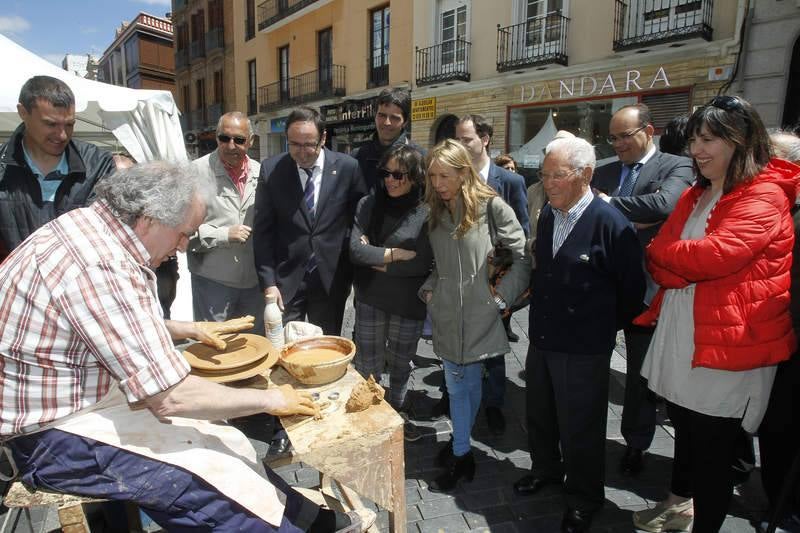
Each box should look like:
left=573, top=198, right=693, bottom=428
left=631, top=96, right=800, bottom=533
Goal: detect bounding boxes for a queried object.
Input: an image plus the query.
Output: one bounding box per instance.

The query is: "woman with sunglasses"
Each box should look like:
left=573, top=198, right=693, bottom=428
left=632, top=96, right=800, bottom=533
left=420, top=140, right=528, bottom=492
left=349, top=145, right=433, bottom=433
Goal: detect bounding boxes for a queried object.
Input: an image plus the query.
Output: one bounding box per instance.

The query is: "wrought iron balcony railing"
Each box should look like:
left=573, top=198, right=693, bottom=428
left=206, top=27, right=224, bottom=53
left=257, top=0, right=320, bottom=31
left=190, top=40, right=206, bottom=60
left=416, top=39, right=471, bottom=87
left=247, top=94, right=257, bottom=116
left=368, top=64, right=389, bottom=89
left=613, top=0, right=713, bottom=51
left=258, top=65, right=345, bottom=113
left=497, top=11, right=569, bottom=72
left=175, top=48, right=190, bottom=70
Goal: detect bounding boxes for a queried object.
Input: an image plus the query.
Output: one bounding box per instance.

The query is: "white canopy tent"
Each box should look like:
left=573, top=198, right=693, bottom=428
left=0, top=33, right=186, bottom=163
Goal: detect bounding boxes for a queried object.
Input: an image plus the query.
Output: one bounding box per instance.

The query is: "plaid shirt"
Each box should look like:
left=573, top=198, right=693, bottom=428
left=0, top=201, right=190, bottom=437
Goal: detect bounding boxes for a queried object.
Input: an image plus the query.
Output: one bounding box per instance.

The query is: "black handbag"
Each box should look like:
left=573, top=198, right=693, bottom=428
left=486, top=197, right=530, bottom=315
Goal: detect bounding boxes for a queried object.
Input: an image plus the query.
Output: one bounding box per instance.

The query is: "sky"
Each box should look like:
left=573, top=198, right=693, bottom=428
left=0, top=0, right=173, bottom=65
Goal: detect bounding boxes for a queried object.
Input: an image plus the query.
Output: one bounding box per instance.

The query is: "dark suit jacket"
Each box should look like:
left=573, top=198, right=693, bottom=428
left=531, top=197, right=645, bottom=354
left=591, top=150, right=693, bottom=302
left=253, top=147, right=367, bottom=303
left=487, top=162, right=530, bottom=238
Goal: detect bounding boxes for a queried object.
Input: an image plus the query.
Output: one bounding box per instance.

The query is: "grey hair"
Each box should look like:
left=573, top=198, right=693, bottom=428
left=770, top=131, right=800, bottom=164
left=545, top=137, right=596, bottom=172
left=216, top=111, right=253, bottom=138
left=94, top=161, right=215, bottom=227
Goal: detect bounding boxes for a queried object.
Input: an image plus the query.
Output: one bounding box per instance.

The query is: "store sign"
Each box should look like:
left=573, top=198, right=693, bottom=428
left=321, top=97, right=378, bottom=124
left=411, top=97, right=437, bottom=121
left=519, top=67, right=671, bottom=103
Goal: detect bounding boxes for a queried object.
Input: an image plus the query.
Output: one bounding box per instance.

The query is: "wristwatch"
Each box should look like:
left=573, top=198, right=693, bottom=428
left=494, top=295, right=507, bottom=311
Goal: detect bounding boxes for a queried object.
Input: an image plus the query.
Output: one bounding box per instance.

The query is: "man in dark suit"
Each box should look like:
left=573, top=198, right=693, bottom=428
left=514, top=137, right=645, bottom=533
left=253, top=106, right=366, bottom=337
left=591, top=104, right=694, bottom=475
left=454, top=114, right=529, bottom=436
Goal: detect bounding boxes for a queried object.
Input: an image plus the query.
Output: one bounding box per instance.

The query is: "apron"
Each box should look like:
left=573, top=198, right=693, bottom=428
left=41, top=387, right=286, bottom=527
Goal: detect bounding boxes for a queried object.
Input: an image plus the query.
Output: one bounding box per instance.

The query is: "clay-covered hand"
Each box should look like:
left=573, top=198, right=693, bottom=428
left=271, top=384, right=317, bottom=417
left=194, top=316, right=255, bottom=350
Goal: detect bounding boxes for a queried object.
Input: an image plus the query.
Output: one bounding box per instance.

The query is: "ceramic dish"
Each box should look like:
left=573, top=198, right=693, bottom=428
left=189, top=350, right=279, bottom=383
left=279, top=335, right=356, bottom=385
left=183, top=333, right=273, bottom=371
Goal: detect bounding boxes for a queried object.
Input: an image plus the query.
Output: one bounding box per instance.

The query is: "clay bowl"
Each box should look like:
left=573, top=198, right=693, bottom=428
left=280, top=335, right=356, bottom=385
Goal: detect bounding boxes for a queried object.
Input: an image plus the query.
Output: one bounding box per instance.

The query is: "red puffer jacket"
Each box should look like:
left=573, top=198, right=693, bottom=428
left=635, top=158, right=800, bottom=370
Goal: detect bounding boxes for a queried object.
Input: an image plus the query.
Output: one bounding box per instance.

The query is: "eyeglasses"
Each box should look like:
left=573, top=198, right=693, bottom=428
left=288, top=140, right=321, bottom=150
left=217, top=134, right=247, bottom=146
left=708, top=95, right=743, bottom=112
left=539, top=168, right=578, bottom=182
left=379, top=168, right=407, bottom=180
left=607, top=126, right=646, bottom=144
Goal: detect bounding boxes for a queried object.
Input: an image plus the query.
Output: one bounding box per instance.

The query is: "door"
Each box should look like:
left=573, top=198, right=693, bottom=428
left=438, top=0, right=468, bottom=73
left=318, top=28, right=333, bottom=94
left=626, top=0, right=703, bottom=39
left=520, top=0, right=564, bottom=55
left=278, top=45, right=290, bottom=102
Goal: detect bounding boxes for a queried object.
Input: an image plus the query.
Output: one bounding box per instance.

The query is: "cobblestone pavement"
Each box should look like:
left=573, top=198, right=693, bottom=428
left=1, top=274, right=771, bottom=532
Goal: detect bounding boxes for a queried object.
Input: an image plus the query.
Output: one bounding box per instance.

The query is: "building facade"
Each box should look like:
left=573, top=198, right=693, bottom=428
left=736, top=0, right=800, bottom=129
left=410, top=0, right=741, bottom=184
left=232, top=0, right=414, bottom=159
left=98, top=13, right=175, bottom=96
left=172, top=0, right=237, bottom=156
left=62, top=54, right=100, bottom=80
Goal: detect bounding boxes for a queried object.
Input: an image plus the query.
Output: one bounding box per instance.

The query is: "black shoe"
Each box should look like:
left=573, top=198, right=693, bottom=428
left=267, top=436, right=293, bottom=457
left=512, top=474, right=562, bottom=495
left=431, top=392, right=450, bottom=419
left=506, top=329, right=519, bottom=342
left=485, top=406, right=506, bottom=436
left=561, top=508, right=593, bottom=533
left=428, top=451, right=475, bottom=493
left=435, top=439, right=453, bottom=467
left=619, top=446, right=644, bottom=476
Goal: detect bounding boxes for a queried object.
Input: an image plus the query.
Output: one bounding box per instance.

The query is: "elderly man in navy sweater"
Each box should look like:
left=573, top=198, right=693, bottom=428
left=513, top=137, right=645, bottom=533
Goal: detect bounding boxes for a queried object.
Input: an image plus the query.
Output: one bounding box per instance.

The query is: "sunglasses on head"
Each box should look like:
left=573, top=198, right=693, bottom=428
left=379, top=168, right=407, bottom=180
left=708, top=95, right=743, bottom=112
left=218, top=134, right=248, bottom=146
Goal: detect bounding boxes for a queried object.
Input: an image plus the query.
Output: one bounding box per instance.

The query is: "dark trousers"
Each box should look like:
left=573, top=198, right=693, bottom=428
left=621, top=324, right=657, bottom=450
left=283, top=268, right=349, bottom=336
left=759, top=354, right=800, bottom=515
left=525, top=345, right=611, bottom=512
left=667, top=401, right=742, bottom=533
left=8, top=429, right=319, bottom=532
left=482, top=354, right=506, bottom=409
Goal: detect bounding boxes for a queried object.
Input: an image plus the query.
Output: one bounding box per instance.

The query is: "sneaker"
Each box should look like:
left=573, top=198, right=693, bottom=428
left=401, top=413, right=423, bottom=442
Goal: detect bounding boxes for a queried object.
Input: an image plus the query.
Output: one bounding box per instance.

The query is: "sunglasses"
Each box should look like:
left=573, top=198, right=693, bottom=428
left=379, top=168, right=407, bottom=180
left=218, top=134, right=248, bottom=145
left=708, top=95, right=743, bottom=112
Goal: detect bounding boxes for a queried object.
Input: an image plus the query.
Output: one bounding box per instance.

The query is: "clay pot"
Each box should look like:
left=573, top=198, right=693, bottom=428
left=280, top=336, right=356, bottom=385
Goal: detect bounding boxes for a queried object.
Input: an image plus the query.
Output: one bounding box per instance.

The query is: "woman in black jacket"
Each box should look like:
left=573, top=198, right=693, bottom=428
left=349, top=145, right=433, bottom=428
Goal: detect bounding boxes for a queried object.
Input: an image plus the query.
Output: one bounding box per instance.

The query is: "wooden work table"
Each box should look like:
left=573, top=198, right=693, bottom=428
left=266, top=365, right=407, bottom=533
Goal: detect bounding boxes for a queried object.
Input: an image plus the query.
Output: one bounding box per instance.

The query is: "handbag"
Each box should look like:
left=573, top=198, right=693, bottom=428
left=486, top=197, right=530, bottom=315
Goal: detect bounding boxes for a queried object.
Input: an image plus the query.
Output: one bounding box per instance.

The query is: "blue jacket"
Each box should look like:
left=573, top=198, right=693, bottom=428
left=487, top=162, right=530, bottom=238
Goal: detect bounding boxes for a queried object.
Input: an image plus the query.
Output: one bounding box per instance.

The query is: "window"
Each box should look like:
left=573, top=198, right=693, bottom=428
left=438, top=1, right=468, bottom=69
left=318, top=28, right=333, bottom=93
left=182, top=84, right=191, bottom=114
left=245, top=0, right=256, bottom=41
left=369, top=6, right=390, bottom=88
left=248, top=59, right=257, bottom=115
left=521, top=0, right=564, bottom=49
left=124, top=37, right=139, bottom=74
left=213, top=70, right=224, bottom=104
left=195, top=78, right=206, bottom=110
left=278, top=45, right=290, bottom=101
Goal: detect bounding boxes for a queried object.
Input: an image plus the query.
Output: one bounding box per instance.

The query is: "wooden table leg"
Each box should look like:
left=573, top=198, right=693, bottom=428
left=387, top=425, right=406, bottom=533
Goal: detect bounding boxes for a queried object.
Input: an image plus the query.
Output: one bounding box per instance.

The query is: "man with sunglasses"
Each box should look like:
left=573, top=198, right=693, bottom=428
left=187, top=112, right=265, bottom=334
left=592, top=104, right=693, bottom=476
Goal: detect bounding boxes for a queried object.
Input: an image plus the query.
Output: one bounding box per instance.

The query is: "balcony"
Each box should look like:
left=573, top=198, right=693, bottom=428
left=190, top=40, right=206, bottom=60
left=368, top=64, right=389, bottom=89
left=207, top=103, right=223, bottom=127
left=416, top=40, right=471, bottom=87
left=258, top=65, right=345, bottom=113
left=206, top=27, right=224, bottom=54
left=613, top=0, right=713, bottom=52
left=175, top=48, right=190, bottom=70
left=258, top=0, right=320, bottom=31
left=497, top=12, right=569, bottom=72
left=247, top=94, right=258, bottom=116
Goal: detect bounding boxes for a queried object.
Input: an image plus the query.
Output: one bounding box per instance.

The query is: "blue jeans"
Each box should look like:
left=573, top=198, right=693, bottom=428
left=443, top=359, right=483, bottom=457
